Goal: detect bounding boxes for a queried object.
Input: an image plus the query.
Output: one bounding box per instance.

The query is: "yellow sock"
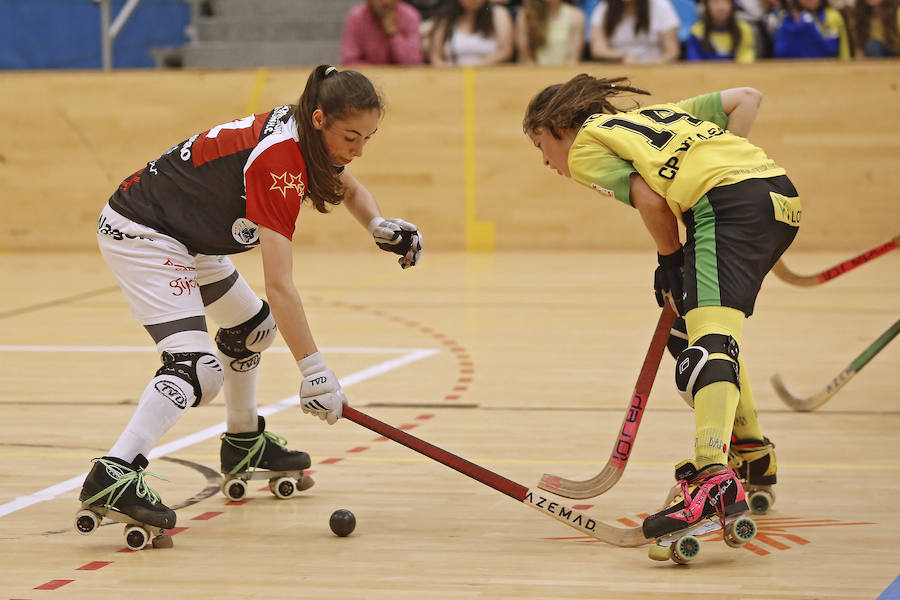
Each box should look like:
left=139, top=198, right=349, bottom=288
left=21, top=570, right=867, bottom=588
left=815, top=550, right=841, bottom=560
left=732, top=357, right=764, bottom=441
left=685, top=307, right=744, bottom=469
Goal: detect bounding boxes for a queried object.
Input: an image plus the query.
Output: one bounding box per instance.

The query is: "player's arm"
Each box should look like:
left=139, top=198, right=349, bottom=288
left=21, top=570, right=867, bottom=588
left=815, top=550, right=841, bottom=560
left=719, top=87, right=763, bottom=138
left=340, top=167, right=382, bottom=229
left=341, top=167, right=424, bottom=268
left=630, top=174, right=679, bottom=255
left=630, top=174, right=684, bottom=314
left=258, top=226, right=317, bottom=361
left=259, top=226, right=347, bottom=424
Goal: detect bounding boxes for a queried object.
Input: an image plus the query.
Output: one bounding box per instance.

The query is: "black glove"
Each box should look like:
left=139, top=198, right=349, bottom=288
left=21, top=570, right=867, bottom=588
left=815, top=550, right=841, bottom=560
left=654, top=247, right=685, bottom=316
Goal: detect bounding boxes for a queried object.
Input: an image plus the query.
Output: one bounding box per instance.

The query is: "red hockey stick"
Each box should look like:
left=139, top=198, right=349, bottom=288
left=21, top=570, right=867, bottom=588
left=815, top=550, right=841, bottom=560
left=341, top=405, right=649, bottom=547
left=772, top=235, right=899, bottom=287
left=537, top=305, right=677, bottom=499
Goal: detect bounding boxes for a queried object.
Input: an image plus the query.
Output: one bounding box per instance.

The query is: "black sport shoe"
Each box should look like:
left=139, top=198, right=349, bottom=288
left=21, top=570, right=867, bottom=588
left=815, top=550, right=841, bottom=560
left=79, top=455, right=176, bottom=529
left=220, top=416, right=310, bottom=475
left=643, top=461, right=748, bottom=540
left=729, top=436, right=777, bottom=486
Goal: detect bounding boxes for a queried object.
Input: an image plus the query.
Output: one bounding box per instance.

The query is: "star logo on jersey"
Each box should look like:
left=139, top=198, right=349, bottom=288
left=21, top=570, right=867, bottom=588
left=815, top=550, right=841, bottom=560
left=270, top=171, right=304, bottom=198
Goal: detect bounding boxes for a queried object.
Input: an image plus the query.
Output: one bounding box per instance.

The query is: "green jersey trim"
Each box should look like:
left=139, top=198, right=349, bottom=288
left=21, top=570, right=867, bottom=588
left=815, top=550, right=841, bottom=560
left=692, top=195, right=721, bottom=306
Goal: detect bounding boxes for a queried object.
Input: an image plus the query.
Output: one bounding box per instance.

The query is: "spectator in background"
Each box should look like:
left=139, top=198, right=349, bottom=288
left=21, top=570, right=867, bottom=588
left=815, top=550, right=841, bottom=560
left=685, top=0, right=757, bottom=61
left=588, top=0, right=681, bottom=63
left=771, top=0, right=851, bottom=57
left=429, top=0, right=515, bottom=65
left=516, top=0, right=586, bottom=64
left=847, top=0, right=900, bottom=56
left=340, top=0, right=423, bottom=65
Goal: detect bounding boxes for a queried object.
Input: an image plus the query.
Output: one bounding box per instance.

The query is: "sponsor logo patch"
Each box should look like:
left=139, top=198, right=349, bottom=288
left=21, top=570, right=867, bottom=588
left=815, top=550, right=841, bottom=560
left=231, top=218, right=260, bottom=245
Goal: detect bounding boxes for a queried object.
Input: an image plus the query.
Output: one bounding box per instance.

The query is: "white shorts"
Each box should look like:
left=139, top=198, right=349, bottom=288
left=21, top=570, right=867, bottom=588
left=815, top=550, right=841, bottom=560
left=97, top=203, right=236, bottom=325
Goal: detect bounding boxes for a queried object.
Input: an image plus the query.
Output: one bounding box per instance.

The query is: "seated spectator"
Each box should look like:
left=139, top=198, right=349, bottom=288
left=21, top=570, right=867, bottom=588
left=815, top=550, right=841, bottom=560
left=340, top=0, right=423, bottom=65
left=588, top=0, right=681, bottom=63
left=771, top=0, right=851, bottom=57
left=515, top=0, right=586, bottom=64
left=847, top=0, right=900, bottom=56
left=429, top=0, right=516, bottom=65
left=685, top=0, right=757, bottom=61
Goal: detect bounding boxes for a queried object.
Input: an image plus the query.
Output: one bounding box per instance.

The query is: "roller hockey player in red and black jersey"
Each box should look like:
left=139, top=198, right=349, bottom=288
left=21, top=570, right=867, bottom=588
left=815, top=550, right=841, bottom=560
left=77, top=65, right=423, bottom=548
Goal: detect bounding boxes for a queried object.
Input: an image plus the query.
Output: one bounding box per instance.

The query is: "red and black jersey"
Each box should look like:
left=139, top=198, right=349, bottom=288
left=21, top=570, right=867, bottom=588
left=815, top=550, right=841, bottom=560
left=109, top=106, right=308, bottom=255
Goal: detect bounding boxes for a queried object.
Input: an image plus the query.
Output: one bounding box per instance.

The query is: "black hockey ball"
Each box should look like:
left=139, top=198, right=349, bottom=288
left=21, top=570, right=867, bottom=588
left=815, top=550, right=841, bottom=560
left=329, top=509, right=356, bottom=537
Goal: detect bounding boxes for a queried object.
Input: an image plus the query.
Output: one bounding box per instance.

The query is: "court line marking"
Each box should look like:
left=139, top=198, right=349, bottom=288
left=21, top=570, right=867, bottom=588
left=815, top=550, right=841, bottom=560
left=0, top=348, right=438, bottom=519
left=0, top=345, right=432, bottom=354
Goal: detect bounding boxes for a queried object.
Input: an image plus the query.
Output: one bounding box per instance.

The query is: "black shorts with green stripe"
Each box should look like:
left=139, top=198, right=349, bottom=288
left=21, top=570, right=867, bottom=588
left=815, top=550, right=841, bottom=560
left=682, top=175, right=800, bottom=317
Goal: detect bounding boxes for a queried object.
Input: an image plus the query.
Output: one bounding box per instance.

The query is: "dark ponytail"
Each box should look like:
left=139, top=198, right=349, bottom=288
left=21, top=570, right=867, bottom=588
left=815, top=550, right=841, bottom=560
left=522, top=74, right=650, bottom=139
left=293, top=65, right=384, bottom=213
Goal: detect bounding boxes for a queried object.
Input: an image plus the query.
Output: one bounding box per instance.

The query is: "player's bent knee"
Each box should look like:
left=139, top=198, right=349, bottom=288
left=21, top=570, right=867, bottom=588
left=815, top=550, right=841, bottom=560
left=155, top=351, right=224, bottom=408
left=215, top=301, right=277, bottom=371
left=674, top=333, right=741, bottom=408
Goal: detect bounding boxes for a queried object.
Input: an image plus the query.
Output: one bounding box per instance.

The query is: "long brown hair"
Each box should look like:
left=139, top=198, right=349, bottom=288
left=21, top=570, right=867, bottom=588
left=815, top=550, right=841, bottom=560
left=701, top=0, right=743, bottom=55
left=522, top=74, right=650, bottom=138
left=523, top=0, right=550, bottom=53
left=604, top=0, right=650, bottom=37
left=851, top=0, right=899, bottom=52
left=292, top=65, right=383, bottom=213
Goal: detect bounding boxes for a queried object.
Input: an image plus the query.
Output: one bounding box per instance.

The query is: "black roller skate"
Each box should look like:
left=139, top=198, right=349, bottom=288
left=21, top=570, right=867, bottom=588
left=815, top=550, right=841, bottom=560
left=643, top=461, right=757, bottom=564
left=729, top=436, right=777, bottom=514
left=219, top=415, right=314, bottom=501
left=74, top=454, right=176, bottom=550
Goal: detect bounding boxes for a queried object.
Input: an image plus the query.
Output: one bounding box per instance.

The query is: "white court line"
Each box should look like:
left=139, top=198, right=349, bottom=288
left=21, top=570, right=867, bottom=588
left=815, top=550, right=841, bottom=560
left=0, top=348, right=439, bottom=519
left=0, top=346, right=430, bottom=354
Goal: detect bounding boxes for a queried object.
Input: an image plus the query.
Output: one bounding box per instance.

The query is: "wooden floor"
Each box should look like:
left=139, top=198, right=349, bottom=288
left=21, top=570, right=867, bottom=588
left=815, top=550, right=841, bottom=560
left=1, top=248, right=898, bottom=600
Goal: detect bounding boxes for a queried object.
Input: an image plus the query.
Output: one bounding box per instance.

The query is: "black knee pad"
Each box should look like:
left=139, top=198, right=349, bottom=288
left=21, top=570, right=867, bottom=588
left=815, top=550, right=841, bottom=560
left=215, top=301, right=277, bottom=370
left=674, top=333, right=740, bottom=407
left=156, top=351, right=224, bottom=408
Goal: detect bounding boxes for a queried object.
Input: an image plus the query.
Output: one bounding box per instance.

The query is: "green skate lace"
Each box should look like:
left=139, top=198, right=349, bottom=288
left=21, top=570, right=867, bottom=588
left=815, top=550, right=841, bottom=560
left=83, top=458, right=168, bottom=515
left=222, top=430, right=288, bottom=475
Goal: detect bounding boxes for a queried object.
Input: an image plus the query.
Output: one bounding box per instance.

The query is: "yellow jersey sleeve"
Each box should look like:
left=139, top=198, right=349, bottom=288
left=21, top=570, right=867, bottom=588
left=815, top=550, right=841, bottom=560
left=569, top=138, right=636, bottom=207
left=735, top=21, right=756, bottom=63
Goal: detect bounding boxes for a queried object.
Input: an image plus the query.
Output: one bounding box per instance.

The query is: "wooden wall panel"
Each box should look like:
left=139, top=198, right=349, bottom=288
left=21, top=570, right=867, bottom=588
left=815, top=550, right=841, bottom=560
left=2, top=62, right=898, bottom=252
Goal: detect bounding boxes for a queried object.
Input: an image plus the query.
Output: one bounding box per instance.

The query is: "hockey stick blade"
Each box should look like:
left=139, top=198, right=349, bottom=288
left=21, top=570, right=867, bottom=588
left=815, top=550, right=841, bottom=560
left=771, top=317, right=900, bottom=411
left=341, top=405, right=650, bottom=547
left=536, top=305, right=677, bottom=499
left=772, top=235, right=899, bottom=287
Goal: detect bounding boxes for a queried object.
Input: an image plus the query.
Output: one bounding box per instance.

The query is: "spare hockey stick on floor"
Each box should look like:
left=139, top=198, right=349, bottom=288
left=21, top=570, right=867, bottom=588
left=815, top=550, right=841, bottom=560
left=536, top=305, right=677, bottom=499
left=771, top=317, right=900, bottom=411
left=342, top=405, right=649, bottom=547
left=772, top=235, right=899, bottom=287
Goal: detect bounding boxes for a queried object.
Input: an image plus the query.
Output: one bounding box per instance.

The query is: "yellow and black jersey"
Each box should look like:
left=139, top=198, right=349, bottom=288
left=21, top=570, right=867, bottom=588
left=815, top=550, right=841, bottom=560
left=568, top=92, right=785, bottom=218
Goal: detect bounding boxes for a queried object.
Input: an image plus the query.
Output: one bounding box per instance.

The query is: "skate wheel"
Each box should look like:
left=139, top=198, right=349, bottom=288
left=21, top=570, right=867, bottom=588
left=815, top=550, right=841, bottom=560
left=270, top=476, right=295, bottom=499
left=297, top=475, right=315, bottom=492
left=124, top=525, right=149, bottom=550
left=671, top=535, right=701, bottom=564
left=74, top=510, right=100, bottom=535
left=151, top=534, right=174, bottom=549
left=724, top=516, right=757, bottom=548
left=748, top=489, right=774, bottom=514
left=648, top=544, right=670, bottom=561
left=222, top=478, right=248, bottom=501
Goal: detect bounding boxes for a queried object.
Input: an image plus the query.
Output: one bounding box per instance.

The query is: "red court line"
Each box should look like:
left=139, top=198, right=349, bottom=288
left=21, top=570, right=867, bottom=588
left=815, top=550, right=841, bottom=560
left=347, top=446, right=369, bottom=453
left=319, top=458, right=343, bottom=464
left=618, top=517, right=640, bottom=527
left=398, top=424, right=418, bottom=431
left=192, top=512, right=222, bottom=520
left=34, top=580, right=73, bottom=590
left=416, top=414, right=434, bottom=420
left=572, top=504, right=593, bottom=510
left=76, top=561, right=112, bottom=571
left=227, top=498, right=253, bottom=506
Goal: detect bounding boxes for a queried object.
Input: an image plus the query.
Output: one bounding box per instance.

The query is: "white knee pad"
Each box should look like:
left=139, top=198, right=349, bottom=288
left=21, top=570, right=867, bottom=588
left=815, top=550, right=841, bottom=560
left=214, top=301, right=277, bottom=372
left=155, top=330, right=224, bottom=408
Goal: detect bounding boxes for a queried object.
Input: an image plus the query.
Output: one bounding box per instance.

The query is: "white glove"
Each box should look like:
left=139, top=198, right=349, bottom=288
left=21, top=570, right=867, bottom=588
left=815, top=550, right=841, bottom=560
left=298, top=352, right=347, bottom=425
left=368, top=217, right=423, bottom=269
